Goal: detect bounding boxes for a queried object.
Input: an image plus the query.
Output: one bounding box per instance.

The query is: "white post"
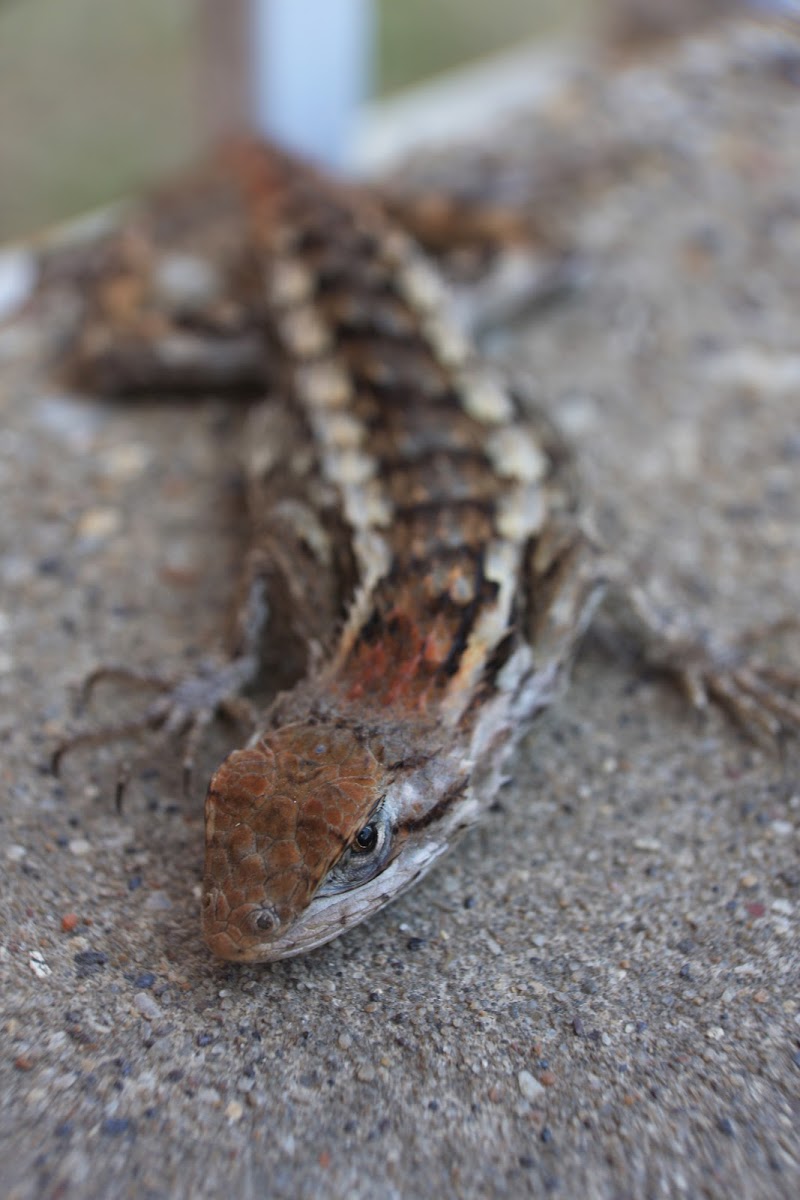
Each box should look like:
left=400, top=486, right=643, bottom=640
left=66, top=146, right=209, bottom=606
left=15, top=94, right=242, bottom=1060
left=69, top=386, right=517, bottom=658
left=249, top=0, right=373, bottom=171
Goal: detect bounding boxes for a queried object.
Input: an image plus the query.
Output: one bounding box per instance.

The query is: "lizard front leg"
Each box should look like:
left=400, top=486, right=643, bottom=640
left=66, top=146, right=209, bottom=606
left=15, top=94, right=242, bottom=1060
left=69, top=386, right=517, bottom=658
left=53, top=395, right=352, bottom=793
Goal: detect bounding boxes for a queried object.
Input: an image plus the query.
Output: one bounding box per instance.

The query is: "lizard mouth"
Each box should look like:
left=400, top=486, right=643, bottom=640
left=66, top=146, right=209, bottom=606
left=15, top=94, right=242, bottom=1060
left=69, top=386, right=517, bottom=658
left=201, top=890, right=346, bottom=962
left=201, top=830, right=451, bottom=962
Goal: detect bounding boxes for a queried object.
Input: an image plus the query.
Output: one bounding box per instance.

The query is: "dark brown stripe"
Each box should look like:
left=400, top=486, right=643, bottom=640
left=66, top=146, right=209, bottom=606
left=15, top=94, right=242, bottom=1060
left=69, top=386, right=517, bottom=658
left=375, top=444, right=492, bottom=474
left=396, top=780, right=468, bottom=836
left=385, top=459, right=501, bottom=509
left=391, top=494, right=497, bottom=521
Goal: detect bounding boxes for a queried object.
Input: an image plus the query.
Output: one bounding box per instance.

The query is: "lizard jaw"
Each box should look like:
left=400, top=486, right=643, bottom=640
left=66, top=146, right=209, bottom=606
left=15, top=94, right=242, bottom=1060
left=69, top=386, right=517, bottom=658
left=202, top=838, right=447, bottom=962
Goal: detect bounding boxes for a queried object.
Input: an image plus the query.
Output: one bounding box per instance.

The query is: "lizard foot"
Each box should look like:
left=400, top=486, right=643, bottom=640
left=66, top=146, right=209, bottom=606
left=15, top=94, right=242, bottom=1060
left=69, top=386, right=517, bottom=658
left=651, top=620, right=800, bottom=747
left=52, top=655, right=258, bottom=800
left=608, top=573, right=800, bottom=747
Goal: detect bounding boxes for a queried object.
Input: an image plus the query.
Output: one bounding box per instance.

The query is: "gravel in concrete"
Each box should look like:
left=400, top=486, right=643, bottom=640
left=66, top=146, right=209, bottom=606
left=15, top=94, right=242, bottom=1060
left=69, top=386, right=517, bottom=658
left=1, top=19, right=799, bottom=1200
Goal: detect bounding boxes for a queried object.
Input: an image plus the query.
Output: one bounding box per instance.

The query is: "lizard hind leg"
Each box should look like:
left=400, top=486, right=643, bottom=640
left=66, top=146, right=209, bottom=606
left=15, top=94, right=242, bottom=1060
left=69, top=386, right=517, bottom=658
left=604, top=568, right=800, bottom=746
left=522, top=532, right=800, bottom=748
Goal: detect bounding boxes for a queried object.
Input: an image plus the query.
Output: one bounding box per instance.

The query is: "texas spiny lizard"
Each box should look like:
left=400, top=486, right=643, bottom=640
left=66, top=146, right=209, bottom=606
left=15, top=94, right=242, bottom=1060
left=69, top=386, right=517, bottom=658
left=47, top=139, right=800, bottom=961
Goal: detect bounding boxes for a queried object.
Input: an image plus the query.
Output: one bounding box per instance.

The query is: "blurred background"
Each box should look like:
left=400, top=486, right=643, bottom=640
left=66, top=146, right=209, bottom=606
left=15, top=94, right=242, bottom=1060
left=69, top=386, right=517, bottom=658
left=0, top=0, right=595, bottom=241
left=0, top=0, right=777, bottom=241
left=0, top=0, right=597, bottom=241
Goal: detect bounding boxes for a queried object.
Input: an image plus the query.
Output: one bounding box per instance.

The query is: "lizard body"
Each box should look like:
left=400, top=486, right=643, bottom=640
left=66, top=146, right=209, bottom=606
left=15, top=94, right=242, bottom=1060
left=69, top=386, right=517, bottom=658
left=49, top=140, right=799, bottom=962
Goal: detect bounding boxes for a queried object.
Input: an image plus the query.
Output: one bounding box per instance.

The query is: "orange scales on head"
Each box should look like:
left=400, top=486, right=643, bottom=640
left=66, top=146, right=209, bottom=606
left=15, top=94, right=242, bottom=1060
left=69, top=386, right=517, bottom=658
left=202, top=724, right=386, bottom=961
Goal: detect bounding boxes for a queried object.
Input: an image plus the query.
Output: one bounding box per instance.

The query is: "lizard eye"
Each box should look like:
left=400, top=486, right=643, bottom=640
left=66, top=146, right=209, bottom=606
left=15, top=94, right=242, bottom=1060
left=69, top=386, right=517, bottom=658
left=317, top=804, right=393, bottom=896
left=353, top=823, right=378, bottom=853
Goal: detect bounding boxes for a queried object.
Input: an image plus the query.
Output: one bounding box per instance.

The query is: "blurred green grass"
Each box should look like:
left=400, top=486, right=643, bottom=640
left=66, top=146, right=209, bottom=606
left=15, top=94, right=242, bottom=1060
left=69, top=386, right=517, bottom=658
left=0, top=0, right=585, bottom=240
left=379, top=0, right=585, bottom=91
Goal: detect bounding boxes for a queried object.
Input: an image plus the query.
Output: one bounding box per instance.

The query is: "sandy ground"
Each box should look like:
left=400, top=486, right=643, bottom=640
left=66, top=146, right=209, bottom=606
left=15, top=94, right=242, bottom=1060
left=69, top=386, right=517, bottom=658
left=1, top=18, right=799, bottom=1200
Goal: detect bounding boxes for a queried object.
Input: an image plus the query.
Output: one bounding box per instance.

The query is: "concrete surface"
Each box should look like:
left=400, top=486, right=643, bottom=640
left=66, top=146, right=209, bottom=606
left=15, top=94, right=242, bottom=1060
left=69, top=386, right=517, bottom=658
left=1, top=19, right=799, bottom=1200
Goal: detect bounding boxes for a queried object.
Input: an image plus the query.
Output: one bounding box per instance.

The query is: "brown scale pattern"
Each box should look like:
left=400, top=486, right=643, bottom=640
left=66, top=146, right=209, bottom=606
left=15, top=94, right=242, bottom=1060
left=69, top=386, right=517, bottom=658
left=255, top=172, right=525, bottom=703
left=382, top=455, right=503, bottom=510
left=390, top=502, right=496, bottom=565
left=364, top=404, right=490, bottom=460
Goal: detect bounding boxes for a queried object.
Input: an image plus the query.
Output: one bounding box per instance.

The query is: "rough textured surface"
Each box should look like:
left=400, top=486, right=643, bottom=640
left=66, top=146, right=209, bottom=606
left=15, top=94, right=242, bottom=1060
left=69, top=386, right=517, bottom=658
left=1, top=20, right=799, bottom=1200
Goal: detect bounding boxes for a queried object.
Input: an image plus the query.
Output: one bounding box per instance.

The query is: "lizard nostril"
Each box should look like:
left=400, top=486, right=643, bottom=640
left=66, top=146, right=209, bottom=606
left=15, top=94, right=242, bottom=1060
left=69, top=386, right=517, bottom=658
left=253, top=908, right=280, bottom=934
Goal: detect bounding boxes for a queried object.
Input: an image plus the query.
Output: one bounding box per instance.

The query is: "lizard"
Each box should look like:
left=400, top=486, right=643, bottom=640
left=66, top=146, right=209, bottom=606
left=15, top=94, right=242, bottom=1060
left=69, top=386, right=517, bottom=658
left=45, top=138, right=800, bottom=962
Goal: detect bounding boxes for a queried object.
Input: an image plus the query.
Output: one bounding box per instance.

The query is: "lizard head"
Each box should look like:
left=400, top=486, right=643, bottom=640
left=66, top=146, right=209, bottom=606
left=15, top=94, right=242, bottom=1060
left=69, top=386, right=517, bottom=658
left=202, top=723, right=399, bottom=961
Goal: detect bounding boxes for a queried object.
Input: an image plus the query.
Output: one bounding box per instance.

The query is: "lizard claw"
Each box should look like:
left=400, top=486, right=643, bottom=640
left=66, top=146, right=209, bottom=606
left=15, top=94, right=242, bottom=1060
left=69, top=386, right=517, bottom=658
left=701, top=662, right=800, bottom=746
left=610, top=573, right=800, bottom=748
left=53, top=655, right=259, bottom=797
left=667, top=630, right=800, bottom=747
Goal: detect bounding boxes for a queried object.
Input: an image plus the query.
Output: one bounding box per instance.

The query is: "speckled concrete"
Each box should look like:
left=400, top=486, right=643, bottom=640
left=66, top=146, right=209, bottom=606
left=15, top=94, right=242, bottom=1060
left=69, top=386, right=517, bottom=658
left=1, top=20, right=799, bottom=1200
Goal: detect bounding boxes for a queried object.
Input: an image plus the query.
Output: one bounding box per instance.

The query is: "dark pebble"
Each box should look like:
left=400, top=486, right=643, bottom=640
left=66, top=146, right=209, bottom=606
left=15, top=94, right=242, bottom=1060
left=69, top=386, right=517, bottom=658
left=572, top=1017, right=586, bottom=1037
left=781, top=432, right=800, bottom=460
left=407, top=938, right=425, bottom=951
left=770, top=48, right=800, bottom=86
left=74, top=949, right=108, bottom=976
left=717, top=1116, right=736, bottom=1138
left=541, top=1127, right=554, bottom=1144
left=723, top=503, right=761, bottom=522
left=463, top=896, right=477, bottom=909
left=101, top=1117, right=133, bottom=1137
left=132, top=972, right=156, bottom=989
left=679, top=965, right=692, bottom=979
left=128, top=876, right=143, bottom=891
left=195, top=1032, right=214, bottom=1047
left=37, top=556, right=64, bottom=576
left=519, top=1156, right=536, bottom=1169
left=676, top=938, right=694, bottom=954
